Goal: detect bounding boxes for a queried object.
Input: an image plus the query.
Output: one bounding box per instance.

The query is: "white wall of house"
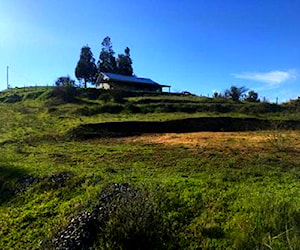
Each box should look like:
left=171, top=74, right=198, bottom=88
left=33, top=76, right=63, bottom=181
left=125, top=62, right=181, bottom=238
left=97, top=83, right=111, bottom=89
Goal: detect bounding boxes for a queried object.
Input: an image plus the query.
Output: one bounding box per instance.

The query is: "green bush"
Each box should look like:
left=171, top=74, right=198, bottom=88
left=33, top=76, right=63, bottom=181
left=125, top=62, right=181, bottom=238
left=1, top=93, right=23, bottom=103
left=48, top=183, right=204, bottom=250
left=95, top=186, right=177, bottom=250
left=240, top=103, right=284, bottom=114
left=98, top=104, right=124, bottom=113
left=79, top=88, right=104, bottom=99
left=98, top=92, right=113, bottom=103
left=283, top=98, right=300, bottom=112
left=124, top=103, right=141, bottom=113
left=47, top=86, right=80, bottom=104
left=0, top=163, right=29, bottom=205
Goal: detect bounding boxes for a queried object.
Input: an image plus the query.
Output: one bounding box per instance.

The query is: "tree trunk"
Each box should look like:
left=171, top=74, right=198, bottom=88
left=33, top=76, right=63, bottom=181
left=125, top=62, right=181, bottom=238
left=84, top=79, right=87, bottom=88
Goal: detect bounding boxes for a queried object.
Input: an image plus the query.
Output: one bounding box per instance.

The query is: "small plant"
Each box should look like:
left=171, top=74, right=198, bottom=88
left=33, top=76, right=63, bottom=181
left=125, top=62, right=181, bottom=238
left=265, top=121, right=293, bottom=152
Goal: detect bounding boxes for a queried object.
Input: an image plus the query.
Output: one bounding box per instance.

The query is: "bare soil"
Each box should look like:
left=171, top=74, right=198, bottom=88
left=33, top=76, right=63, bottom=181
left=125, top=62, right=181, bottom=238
left=125, top=131, right=300, bottom=152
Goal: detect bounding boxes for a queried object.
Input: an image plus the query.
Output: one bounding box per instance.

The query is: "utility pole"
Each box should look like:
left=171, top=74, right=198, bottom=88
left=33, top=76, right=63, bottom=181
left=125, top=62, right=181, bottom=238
left=6, top=66, right=9, bottom=89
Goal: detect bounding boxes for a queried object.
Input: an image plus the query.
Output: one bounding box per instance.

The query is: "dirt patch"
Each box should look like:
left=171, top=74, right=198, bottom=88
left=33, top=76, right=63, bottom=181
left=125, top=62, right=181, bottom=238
left=125, top=131, right=300, bottom=152
left=127, top=132, right=263, bottom=148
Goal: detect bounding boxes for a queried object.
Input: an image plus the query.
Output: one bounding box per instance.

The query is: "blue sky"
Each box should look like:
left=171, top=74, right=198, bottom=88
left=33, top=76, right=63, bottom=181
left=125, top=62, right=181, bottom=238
left=0, top=0, right=299, bottom=102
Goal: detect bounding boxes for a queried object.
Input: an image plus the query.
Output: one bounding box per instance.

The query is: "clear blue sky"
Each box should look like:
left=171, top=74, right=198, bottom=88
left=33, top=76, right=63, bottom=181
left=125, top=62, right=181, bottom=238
left=0, top=0, right=299, bottom=102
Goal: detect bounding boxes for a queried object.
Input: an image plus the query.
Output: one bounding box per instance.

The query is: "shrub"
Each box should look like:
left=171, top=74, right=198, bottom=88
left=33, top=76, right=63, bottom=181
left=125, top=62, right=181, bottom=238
left=98, top=92, right=113, bottom=103
left=73, top=104, right=124, bottom=116
left=3, top=93, right=23, bottom=103
left=283, top=97, right=300, bottom=112
left=78, top=88, right=103, bottom=99
left=47, top=183, right=205, bottom=250
left=95, top=185, right=175, bottom=250
left=47, top=86, right=79, bottom=104
left=264, top=122, right=295, bottom=152
left=55, top=76, right=76, bottom=87
left=124, top=103, right=141, bottom=113
left=48, top=184, right=181, bottom=250
left=98, top=104, right=124, bottom=113
left=110, top=90, right=127, bottom=103
left=240, top=103, right=284, bottom=114
left=0, top=163, right=29, bottom=205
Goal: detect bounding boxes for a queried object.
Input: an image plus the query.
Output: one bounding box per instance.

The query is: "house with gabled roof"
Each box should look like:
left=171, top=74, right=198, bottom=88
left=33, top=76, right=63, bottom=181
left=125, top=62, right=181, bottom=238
left=96, top=72, right=170, bottom=92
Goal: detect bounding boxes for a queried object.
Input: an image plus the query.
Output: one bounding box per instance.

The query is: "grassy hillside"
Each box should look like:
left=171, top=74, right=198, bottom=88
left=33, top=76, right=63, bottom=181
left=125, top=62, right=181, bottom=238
left=0, top=87, right=300, bottom=249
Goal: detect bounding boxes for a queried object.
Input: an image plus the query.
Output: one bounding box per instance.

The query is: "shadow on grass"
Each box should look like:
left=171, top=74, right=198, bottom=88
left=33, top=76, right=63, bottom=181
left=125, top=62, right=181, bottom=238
left=0, top=165, right=29, bottom=205
left=68, top=117, right=300, bottom=140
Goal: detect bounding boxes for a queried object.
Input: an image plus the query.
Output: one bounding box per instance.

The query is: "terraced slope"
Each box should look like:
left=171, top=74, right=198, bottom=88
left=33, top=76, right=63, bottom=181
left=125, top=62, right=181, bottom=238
left=0, top=87, right=300, bottom=249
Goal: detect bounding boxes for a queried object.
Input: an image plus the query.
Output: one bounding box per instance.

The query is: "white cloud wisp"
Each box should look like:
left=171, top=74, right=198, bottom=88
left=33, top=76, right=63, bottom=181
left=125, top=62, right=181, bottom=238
left=232, top=70, right=297, bottom=86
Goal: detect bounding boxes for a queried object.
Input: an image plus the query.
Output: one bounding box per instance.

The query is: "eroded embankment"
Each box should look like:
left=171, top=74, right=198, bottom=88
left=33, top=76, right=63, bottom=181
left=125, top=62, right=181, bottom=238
left=68, top=117, right=300, bottom=139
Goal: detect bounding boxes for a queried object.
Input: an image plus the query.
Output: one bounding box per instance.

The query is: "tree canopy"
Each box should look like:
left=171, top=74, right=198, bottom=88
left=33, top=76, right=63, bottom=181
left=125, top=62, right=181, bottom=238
left=98, top=36, right=117, bottom=74
left=97, top=37, right=134, bottom=77
left=245, top=90, right=259, bottom=102
left=75, top=46, right=97, bottom=88
left=116, top=47, right=133, bottom=76
left=225, top=86, right=248, bottom=102
left=55, top=76, right=75, bottom=87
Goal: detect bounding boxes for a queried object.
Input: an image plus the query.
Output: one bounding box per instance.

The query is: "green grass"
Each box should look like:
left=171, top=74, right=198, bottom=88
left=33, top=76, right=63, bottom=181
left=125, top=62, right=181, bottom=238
left=1, top=132, right=300, bottom=248
left=0, top=89, right=300, bottom=249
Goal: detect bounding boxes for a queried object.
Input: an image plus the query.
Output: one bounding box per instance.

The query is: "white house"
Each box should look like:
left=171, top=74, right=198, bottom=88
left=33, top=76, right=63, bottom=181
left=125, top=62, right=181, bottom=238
left=96, top=73, right=170, bottom=92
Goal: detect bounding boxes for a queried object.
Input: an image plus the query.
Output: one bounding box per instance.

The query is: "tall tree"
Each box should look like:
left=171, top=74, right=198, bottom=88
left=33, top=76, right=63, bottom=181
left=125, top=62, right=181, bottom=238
left=116, top=47, right=133, bottom=76
left=245, top=90, right=259, bottom=102
left=98, top=36, right=117, bottom=73
left=224, top=85, right=248, bottom=102
left=75, top=46, right=97, bottom=88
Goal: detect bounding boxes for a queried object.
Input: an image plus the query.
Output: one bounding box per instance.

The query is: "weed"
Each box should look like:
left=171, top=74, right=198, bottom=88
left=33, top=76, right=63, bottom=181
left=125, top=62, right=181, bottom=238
left=264, top=122, right=296, bottom=152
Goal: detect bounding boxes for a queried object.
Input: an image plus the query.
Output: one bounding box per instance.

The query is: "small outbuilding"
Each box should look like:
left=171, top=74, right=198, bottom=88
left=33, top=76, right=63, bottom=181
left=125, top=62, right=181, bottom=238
left=96, top=72, right=170, bottom=92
